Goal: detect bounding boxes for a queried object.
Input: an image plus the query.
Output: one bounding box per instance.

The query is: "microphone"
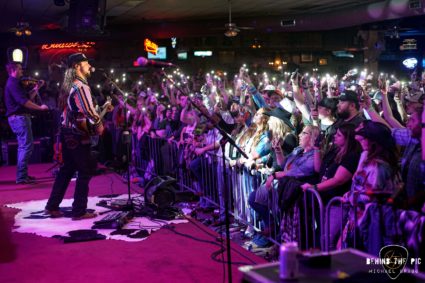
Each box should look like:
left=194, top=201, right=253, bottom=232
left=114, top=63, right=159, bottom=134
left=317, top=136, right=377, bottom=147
left=135, top=57, right=176, bottom=68
left=90, top=67, right=105, bottom=73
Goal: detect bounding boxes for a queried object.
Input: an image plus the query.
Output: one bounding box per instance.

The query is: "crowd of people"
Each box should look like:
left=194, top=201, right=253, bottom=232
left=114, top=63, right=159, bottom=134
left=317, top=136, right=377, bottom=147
left=2, top=59, right=425, bottom=255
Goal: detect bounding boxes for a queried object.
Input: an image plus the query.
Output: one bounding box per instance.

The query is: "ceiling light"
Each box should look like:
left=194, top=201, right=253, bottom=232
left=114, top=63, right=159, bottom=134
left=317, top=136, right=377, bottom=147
left=224, top=29, right=238, bottom=37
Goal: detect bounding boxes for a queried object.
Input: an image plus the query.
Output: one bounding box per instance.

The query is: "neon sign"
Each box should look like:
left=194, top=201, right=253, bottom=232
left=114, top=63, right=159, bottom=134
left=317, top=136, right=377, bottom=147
left=41, top=42, right=96, bottom=51
left=400, top=39, right=417, bottom=51
left=144, top=38, right=158, bottom=55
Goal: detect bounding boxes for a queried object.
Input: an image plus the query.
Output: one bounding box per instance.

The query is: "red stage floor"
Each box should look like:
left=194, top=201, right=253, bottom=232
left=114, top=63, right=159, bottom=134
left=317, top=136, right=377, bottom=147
left=0, top=163, right=266, bottom=283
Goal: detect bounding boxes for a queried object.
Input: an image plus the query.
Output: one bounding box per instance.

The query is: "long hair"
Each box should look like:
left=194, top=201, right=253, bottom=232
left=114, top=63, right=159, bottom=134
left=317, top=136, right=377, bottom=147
left=238, top=123, right=257, bottom=146
left=366, top=141, right=399, bottom=170
left=58, top=68, right=77, bottom=110
left=268, top=116, right=291, bottom=145
left=334, top=124, right=360, bottom=164
left=252, top=108, right=269, bottom=147
left=302, top=125, right=320, bottom=149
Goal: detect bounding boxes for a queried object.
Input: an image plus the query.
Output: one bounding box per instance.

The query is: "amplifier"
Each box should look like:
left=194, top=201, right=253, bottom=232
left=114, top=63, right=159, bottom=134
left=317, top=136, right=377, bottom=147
left=1, top=137, right=52, bottom=165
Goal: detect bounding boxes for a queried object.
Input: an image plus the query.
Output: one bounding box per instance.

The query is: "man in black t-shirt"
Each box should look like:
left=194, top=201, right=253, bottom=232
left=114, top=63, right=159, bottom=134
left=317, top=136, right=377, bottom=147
left=323, top=90, right=365, bottom=152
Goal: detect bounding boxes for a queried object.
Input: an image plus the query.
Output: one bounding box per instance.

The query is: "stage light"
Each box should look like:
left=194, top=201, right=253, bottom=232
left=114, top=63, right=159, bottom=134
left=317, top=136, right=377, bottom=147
left=34, top=71, right=39, bottom=77
left=24, top=29, right=31, bottom=36
left=15, top=30, right=23, bottom=37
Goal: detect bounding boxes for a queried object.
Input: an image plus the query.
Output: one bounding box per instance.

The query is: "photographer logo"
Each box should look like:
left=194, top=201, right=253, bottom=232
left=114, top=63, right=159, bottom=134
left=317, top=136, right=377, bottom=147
left=366, top=245, right=421, bottom=280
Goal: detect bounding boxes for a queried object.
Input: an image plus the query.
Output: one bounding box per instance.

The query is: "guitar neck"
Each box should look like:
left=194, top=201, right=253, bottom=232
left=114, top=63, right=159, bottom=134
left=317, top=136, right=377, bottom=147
left=98, top=98, right=112, bottom=121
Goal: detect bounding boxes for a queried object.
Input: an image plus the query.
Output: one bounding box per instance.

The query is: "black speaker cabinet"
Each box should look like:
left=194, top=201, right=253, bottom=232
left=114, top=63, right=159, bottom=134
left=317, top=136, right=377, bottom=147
left=1, top=137, right=52, bottom=165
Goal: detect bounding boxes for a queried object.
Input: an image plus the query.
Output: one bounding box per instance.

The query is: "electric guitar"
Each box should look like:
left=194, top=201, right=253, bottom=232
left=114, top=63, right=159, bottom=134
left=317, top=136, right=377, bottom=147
left=75, top=97, right=112, bottom=136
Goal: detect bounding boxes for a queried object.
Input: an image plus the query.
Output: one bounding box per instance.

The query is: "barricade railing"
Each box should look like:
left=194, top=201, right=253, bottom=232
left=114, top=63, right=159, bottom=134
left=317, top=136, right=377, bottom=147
left=132, top=135, right=326, bottom=250
left=302, top=188, right=325, bottom=250
left=325, top=195, right=365, bottom=253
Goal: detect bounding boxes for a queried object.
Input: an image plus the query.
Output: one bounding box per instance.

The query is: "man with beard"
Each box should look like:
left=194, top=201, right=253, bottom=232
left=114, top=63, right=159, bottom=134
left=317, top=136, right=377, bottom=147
left=327, top=90, right=364, bottom=137
left=45, top=53, right=111, bottom=220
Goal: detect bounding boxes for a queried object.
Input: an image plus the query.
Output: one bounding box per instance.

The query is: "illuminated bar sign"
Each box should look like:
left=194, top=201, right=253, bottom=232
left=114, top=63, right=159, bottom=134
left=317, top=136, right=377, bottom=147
left=194, top=50, right=212, bottom=57
left=144, top=38, right=158, bottom=55
left=41, top=42, right=96, bottom=51
left=400, top=39, right=417, bottom=51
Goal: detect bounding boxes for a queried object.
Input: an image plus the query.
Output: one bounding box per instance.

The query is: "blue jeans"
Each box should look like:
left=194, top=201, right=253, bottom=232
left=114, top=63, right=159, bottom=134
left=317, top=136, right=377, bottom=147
left=8, top=115, right=33, bottom=182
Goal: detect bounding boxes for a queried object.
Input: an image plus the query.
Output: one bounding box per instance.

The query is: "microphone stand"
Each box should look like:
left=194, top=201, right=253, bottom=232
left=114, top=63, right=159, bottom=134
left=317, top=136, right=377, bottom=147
left=161, top=70, right=247, bottom=283
left=108, top=75, right=133, bottom=212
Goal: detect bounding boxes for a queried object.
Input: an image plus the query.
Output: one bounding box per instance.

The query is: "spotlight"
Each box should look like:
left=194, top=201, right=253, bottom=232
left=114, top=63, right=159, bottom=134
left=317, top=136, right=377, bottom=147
left=24, top=29, right=31, bottom=36
left=15, top=30, right=23, bottom=37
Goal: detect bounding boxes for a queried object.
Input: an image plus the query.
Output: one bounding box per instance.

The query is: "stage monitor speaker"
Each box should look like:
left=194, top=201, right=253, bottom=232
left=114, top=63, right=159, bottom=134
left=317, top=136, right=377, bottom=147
left=144, top=176, right=198, bottom=209
left=68, top=0, right=106, bottom=34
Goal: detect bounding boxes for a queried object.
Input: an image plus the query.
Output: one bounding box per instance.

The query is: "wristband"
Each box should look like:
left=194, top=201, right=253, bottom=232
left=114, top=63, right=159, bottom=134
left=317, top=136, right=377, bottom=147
left=314, top=184, right=318, bottom=190
left=422, top=123, right=425, bottom=128
left=272, top=172, right=276, bottom=179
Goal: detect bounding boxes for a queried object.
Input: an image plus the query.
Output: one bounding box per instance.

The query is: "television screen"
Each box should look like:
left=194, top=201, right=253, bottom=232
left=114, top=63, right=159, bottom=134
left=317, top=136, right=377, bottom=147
left=147, top=47, right=166, bottom=60
left=177, top=52, right=187, bottom=60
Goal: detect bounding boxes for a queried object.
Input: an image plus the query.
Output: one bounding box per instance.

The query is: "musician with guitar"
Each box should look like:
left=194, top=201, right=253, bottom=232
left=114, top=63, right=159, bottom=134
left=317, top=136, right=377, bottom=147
left=45, top=53, right=113, bottom=220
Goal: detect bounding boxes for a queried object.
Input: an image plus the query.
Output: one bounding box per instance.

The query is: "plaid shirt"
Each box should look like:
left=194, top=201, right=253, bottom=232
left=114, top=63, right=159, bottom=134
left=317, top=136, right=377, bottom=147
left=62, top=76, right=100, bottom=129
left=392, top=128, right=424, bottom=201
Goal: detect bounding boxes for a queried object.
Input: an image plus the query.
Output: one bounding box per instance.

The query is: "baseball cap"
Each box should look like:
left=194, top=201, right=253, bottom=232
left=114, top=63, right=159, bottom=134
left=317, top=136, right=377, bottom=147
left=339, top=90, right=359, bottom=103
left=263, top=85, right=276, bottom=91
left=318, top=97, right=338, bottom=112
left=67, top=53, right=89, bottom=68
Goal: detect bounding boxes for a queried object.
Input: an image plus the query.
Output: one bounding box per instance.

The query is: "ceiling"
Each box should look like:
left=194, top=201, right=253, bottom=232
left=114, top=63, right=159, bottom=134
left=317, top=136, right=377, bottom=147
left=0, top=0, right=424, bottom=37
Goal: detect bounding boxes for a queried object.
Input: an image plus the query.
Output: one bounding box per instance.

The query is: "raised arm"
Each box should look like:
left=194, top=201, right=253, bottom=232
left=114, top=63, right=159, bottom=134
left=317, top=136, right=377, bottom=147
left=291, top=81, right=311, bottom=121
left=381, top=84, right=404, bottom=129
left=362, top=93, right=391, bottom=129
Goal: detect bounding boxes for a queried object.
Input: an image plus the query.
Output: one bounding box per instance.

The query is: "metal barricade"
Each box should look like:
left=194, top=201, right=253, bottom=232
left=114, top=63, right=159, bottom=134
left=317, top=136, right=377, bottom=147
left=302, top=188, right=325, bottom=250
left=275, top=186, right=326, bottom=250
left=132, top=136, right=328, bottom=250
left=325, top=196, right=353, bottom=252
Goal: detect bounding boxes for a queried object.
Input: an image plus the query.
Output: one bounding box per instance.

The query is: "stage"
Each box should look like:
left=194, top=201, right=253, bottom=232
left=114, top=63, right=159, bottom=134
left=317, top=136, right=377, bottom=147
left=0, top=163, right=266, bottom=283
